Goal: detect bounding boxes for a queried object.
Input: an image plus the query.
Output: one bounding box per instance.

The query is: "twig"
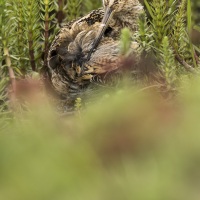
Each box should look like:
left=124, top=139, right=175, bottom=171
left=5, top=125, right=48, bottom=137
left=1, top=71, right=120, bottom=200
left=194, top=51, right=200, bottom=65
left=57, top=0, right=65, bottom=26
left=43, top=2, right=50, bottom=70
left=175, top=54, right=197, bottom=73
left=28, top=33, right=36, bottom=71
left=134, top=84, right=163, bottom=96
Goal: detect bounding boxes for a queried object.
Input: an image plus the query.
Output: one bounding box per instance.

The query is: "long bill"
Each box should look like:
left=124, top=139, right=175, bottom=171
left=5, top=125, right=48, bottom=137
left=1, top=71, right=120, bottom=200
left=87, top=6, right=114, bottom=60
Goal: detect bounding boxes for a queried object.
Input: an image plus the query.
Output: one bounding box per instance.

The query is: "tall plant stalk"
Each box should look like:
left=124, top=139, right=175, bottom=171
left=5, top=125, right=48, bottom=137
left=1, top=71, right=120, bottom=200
left=0, top=0, right=16, bottom=108
left=25, top=0, right=41, bottom=71
left=40, top=0, right=57, bottom=69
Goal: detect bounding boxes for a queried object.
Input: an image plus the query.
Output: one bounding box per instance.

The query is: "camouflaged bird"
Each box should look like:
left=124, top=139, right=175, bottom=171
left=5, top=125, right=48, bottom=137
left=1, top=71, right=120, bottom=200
left=47, top=0, right=143, bottom=99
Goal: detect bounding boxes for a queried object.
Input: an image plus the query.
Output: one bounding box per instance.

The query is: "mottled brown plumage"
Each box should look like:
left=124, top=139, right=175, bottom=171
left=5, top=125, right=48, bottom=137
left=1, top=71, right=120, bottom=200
left=47, top=0, right=143, bottom=100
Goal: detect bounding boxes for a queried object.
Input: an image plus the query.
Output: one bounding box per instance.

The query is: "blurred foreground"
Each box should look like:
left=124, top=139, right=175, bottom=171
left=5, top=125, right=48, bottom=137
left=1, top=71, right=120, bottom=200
left=1, top=77, right=200, bottom=200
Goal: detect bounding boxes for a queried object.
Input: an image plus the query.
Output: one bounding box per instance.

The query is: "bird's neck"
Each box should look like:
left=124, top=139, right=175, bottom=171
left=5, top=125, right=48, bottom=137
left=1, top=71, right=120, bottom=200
left=110, top=5, right=143, bottom=33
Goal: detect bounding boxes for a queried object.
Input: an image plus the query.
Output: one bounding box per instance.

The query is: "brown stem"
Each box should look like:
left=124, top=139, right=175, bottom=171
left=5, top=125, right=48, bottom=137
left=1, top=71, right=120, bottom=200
left=28, top=32, right=36, bottom=71
left=44, top=7, right=49, bottom=69
left=57, top=0, right=65, bottom=25
left=194, top=50, right=200, bottom=65
left=8, top=67, right=16, bottom=94
left=175, top=54, right=197, bottom=73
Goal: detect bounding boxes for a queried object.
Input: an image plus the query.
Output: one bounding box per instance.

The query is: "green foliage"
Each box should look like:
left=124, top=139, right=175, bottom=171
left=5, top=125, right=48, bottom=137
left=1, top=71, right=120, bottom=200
left=172, top=0, right=187, bottom=56
left=0, top=77, right=9, bottom=120
left=144, top=0, right=176, bottom=49
left=10, top=0, right=30, bottom=75
left=135, top=12, right=153, bottom=53
left=0, top=0, right=15, bottom=117
left=135, top=0, right=200, bottom=93
left=65, top=0, right=82, bottom=21
left=74, top=97, right=82, bottom=111
left=82, top=0, right=102, bottom=14
left=0, top=0, right=14, bottom=73
left=1, top=78, right=200, bottom=199
left=0, top=0, right=58, bottom=74
left=39, top=0, right=57, bottom=68
left=25, top=0, right=41, bottom=71
left=159, top=36, right=176, bottom=91
left=120, top=28, right=132, bottom=56
left=0, top=0, right=60, bottom=115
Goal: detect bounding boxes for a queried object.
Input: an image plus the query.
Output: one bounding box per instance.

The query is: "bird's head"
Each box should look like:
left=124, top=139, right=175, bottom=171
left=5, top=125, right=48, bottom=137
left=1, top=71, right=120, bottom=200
left=87, top=0, right=142, bottom=60
left=101, top=0, right=142, bottom=29
left=102, top=0, right=131, bottom=13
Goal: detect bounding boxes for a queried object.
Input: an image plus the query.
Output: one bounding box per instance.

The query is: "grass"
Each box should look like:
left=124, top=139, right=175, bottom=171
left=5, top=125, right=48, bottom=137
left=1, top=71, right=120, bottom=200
left=0, top=77, right=200, bottom=199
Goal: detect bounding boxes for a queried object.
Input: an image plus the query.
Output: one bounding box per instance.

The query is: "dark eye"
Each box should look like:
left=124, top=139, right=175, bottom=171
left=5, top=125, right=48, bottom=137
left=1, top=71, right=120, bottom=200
left=104, top=26, right=113, bottom=36
left=50, top=50, right=57, bottom=58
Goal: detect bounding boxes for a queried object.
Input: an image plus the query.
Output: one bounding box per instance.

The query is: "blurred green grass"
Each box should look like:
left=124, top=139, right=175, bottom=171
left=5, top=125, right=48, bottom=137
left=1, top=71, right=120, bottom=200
left=1, top=77, right=200, bottom=199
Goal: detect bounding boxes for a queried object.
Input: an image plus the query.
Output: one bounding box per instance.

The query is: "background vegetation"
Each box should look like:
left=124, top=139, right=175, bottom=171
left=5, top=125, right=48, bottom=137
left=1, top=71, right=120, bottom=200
left=0, top=0, right=200, bottom=199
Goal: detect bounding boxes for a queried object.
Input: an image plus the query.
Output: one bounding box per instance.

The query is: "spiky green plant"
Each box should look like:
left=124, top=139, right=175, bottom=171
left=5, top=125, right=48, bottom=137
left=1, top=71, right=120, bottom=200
left=120, top=28, right=132, bottom=56
left=82, top=0, right=101, bottom=14
left=24, top=0, right=41, bottom=72
left=172, top=0, right=187, bottom=56
left=0, top=1, right=16, bottom=91
left=39, top=0, right=57, bottom=69
left=159, top=36, right=177, bottom=91
left=65, top=0, right=82, bottom=22
left=171, top=0, right=196, bottom=68
left=144, top=0, right=177, bottom=49
left=134, top=12, right=154, bottom=53
left=0, top=0, right=15, bottom=126
left=8, top=0, right=30, bottom=75
left=0, top=0, right=59, bottom=113
left=140, top=0, right=199, bottom=91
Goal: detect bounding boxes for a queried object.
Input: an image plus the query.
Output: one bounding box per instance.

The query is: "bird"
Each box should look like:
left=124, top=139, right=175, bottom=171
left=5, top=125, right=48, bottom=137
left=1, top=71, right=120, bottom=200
left=47, top=0, right=143, bottom=106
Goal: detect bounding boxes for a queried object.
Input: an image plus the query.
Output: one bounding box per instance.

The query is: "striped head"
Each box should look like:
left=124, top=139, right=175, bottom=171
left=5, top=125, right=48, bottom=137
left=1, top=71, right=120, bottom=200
left=87, top=0, right=143, bottom=59
left=102, top=0, right=142, bottom=13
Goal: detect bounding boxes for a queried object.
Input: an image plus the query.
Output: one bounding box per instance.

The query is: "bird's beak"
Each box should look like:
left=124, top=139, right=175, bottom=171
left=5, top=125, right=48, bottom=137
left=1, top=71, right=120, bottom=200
left=87, top=7, right=113, bottom=60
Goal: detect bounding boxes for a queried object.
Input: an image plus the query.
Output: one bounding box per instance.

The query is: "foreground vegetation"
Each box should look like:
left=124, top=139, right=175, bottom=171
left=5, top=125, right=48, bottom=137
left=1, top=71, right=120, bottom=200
left=0, top=78, right=200, bottom=199
left=0, top=0, right=200, bottom=199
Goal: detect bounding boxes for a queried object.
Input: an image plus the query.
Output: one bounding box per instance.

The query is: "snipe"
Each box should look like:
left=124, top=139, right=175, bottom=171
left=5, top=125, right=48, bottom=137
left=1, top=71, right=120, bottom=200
left=47, top=0, right=143, bottom=101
